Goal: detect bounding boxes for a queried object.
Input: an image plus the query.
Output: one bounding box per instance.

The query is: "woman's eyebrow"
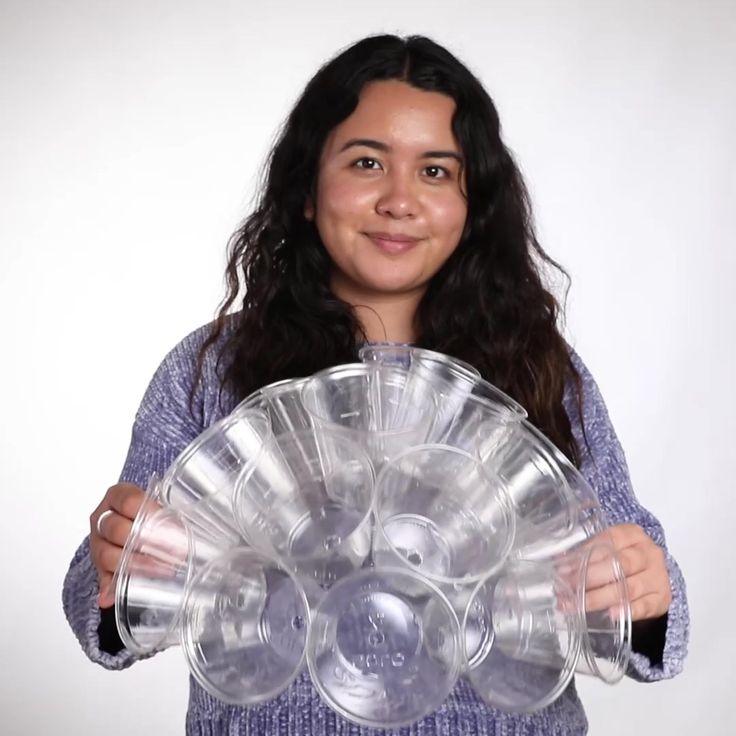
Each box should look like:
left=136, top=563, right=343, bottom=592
left=338, top=138, right=463, bottom=163
left=420, top=150, right=464, bottom=164
left=338, top=138, right=390, bottom=153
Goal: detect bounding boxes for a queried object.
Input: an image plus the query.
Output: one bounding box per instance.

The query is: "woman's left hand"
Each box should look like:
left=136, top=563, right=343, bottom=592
left=585, top=523, right=672, bottom=621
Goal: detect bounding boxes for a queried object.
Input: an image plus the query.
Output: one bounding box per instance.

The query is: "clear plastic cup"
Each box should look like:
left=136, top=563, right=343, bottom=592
left=358, top=345, right=525, bottom=445
left=438, top=393, right=522, bottom=457
left=181, top=547, right=310, bottom=705
left=565, top=538, right=632, bottom=684
left=464, top=539, right=631, bottom=713
left=359, top=344, right=479, bottom=377
left=511, top=421, right=606, bottom=560
left=161, top=408, right=271, bottom=542
left=358, top=345, right=480, bottom=394
left=469, top=377, right=526, bottom=418
left=307, top=567, right=463, bottom=728
left=463, top=558, right=582, bottom=713
left=233, top=428, right=375, bottom=590
left=477, top=419, right=575, bottom=556
left=373, top=444, right=515, bottom=585
left=114, top=477, right=234, bottom=655
left=301, top=363, right=438, bottom=472
left=234, top=377, right=312, bottom=436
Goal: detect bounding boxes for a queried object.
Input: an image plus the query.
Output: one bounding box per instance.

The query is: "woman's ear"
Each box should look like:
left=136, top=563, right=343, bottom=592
left=304, top=196, right=315, bottom=221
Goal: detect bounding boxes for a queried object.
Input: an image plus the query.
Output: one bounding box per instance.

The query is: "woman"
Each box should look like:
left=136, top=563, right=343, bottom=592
left=63, top=34, right=688, bottom=735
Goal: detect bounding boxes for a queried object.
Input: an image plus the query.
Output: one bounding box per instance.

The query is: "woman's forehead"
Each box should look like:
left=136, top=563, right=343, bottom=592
left=324, top=80, right=460, bottom=154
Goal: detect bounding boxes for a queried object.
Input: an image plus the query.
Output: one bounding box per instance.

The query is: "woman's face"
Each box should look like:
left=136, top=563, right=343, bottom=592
left=306, top=80, right=467, bottom=302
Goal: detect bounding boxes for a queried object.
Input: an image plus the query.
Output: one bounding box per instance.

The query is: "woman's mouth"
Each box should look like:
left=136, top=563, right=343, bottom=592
left=364, top=232, right=422, bottom=255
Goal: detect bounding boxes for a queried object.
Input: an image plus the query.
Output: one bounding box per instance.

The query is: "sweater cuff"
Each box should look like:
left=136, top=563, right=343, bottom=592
left=62, top=536, right=145, bottom=671
left=626, top=553, right=689, bottom=682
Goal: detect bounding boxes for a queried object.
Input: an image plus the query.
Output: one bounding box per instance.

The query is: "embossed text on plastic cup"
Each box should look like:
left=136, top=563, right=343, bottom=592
left=307, top=567, right=462, bottom=728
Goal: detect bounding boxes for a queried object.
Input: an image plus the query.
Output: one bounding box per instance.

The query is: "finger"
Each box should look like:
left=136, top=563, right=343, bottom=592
left=125, top=550, right=183, bottom=580
left=94, top=538, right=126, bottom=578
left=575, top=537, right=646, bottom=592
left=95, top=509, right=115, bottom=538
left=586, top=567, right=670, bottom=619
left=578, top=542, right=630, bottom=591
left=604, top=523, right=648, bottom=551
left=622, top=569, right=654, bottom=603
left=97, top=511, right=135, bottom=548
left=630, top=592, right=669, bottom=621
left=623, top=569, right=671, bottom=613
left=613, top=545, right=648, bottom=578
left=98, top=572, right=115, bottom=608
left=582, top=556, right=621, bottom=591
left=586, top=565, right=653, bottom=613
left=98, top=539, right=182, bottom=585
left=585, top=580, right=627, bottom=614
left=107, top=483, right=148, bottom=521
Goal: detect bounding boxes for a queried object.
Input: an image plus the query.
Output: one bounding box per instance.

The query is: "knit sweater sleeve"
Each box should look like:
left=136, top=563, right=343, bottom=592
left=564, top=351, right=689, bottom=683
left=61, top=328, right=210, bottom=670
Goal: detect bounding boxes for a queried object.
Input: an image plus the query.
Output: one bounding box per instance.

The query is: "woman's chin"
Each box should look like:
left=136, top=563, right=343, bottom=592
left=356, top=275, right=426, bottom=297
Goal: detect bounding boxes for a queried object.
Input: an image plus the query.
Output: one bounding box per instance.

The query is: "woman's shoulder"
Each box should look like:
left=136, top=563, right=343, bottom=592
left=160, top=313, right=240, bottom=371
left=139, top=313, right=243, bottom=431
left=563, top=343, right=623, bottom=469
left=564, top=344, right=606, bottom=415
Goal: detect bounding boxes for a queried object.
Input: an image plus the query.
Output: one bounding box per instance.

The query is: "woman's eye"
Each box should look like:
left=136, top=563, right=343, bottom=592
left=424, top=165, right=449, bottom=179
left=354, top=158, right=380, bottom=170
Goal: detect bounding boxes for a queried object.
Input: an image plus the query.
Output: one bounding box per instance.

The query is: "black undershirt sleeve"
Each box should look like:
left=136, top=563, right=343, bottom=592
left=630, top=613, right=668, bottom=665
left=98, top=606, right=125, bottom=655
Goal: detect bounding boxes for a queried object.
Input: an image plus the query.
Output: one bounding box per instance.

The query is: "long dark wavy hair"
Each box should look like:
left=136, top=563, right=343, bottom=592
left=198, top=34, right=583, bottom=463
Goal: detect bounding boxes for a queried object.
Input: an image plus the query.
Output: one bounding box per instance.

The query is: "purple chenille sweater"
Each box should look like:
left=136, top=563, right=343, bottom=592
left=62, top=323, right=689, bottom=736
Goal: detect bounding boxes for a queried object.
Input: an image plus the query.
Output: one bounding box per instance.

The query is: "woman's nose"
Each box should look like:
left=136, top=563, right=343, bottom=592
left=375, top=172, right=419, bottom=218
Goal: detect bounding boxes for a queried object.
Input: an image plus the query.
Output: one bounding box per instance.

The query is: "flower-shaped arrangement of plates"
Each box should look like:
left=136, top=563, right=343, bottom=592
left=113, top=346, right=631, bottom=728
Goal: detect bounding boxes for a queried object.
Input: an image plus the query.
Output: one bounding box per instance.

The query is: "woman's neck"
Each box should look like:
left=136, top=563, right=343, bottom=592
left=353, top=302, right=417, bottom=343
left=331, top=277, right=423, bottom=343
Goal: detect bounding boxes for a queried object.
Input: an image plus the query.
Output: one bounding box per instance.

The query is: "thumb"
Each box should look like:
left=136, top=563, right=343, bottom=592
left=98, top=573, right=115, bottom=609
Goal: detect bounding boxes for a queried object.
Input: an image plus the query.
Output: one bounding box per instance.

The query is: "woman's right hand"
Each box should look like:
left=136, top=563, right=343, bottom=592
left=89, top=483, right=146, bottom=608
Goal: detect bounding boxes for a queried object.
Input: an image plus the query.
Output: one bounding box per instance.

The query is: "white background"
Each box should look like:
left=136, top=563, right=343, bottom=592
left=1, top=1, right=733, bottom=733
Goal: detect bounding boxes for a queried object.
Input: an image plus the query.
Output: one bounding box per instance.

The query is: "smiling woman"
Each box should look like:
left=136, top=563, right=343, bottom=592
left=62, top=33, right=689, bottom=736
left=306, top=80, right=468, bottom=331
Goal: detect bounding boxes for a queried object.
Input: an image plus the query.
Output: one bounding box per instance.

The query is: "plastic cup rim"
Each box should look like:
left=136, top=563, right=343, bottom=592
left=115, top=501, right=193, bottom=655
left=232, top=426, right=376, bottom=561
left=180, top=546, right=310, bottom=706
left=485, top=420, right=577, bottom=536
left=462, top=570, right=583, bottom=713
left=470, top=378, right=526, bottom=418
left=459, top=392, right=526, bottom=424
left=300, top=364, right=439, bottom=438
left=161, top=407, right=271, bottom=506
left=358, top=344, right=481, bottom=382
left=235, top=376, right=309, bottom=412
left=577, top=541, right=632, bottom=683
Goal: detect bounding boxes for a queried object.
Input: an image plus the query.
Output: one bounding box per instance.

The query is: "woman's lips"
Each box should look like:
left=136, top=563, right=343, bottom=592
left=364, top=232, right=422, bottom=255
